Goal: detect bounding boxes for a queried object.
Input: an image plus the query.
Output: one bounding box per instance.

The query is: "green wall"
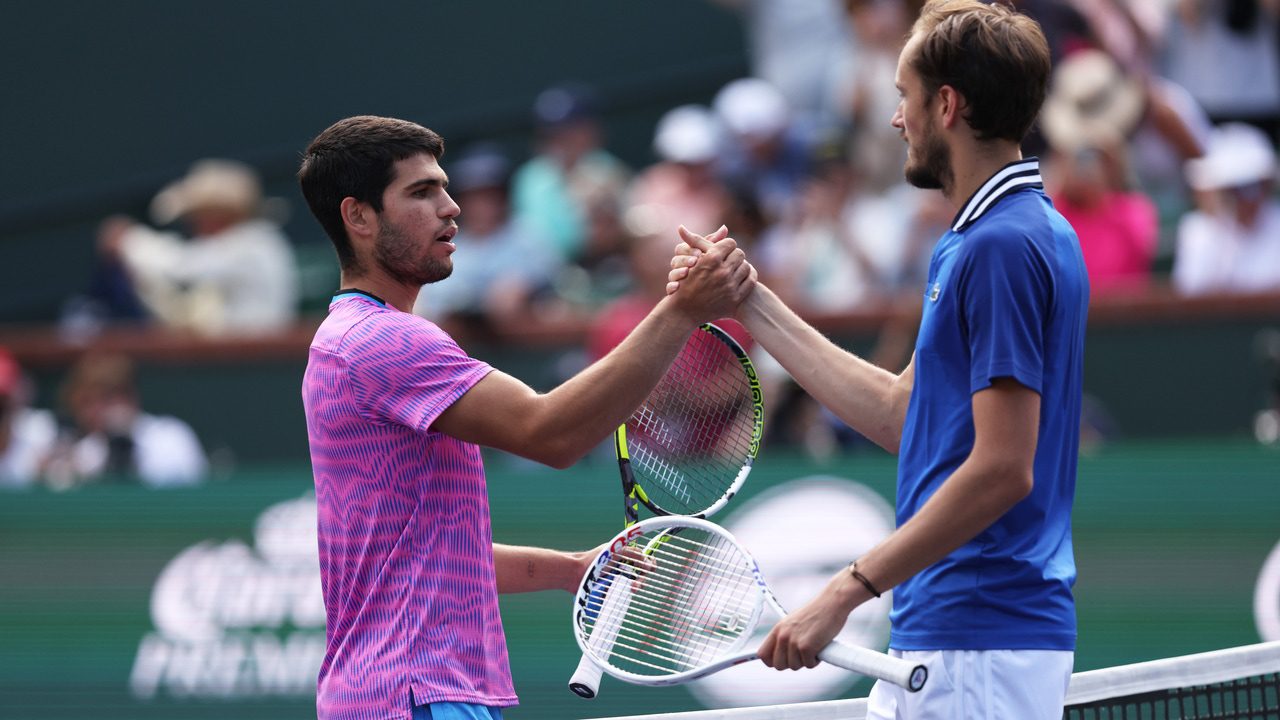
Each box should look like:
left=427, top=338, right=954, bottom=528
left=2, top=440, right=1278, bottom=719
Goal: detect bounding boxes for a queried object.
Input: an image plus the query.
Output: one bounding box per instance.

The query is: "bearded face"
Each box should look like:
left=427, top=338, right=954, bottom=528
left=375, top=214, right=454, bottom=286
left=904, top=108, right=953, bottom=192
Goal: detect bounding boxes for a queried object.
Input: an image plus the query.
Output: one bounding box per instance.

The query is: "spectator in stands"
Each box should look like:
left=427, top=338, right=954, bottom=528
left=556, top=188, right=636, bottom=309
left=626, top=105, right=732, bottom=248
left=586, top=231, right=681, bottom=362
left=41, top=352, right=207, bottom=490
left=98, top=159, right=299, bottom=336
left=756, top=141, right=885, bottom=314
left=713, top=77, right=813, bottom=227
left=1041, top=49, right=1159, bottom=295
left=704, top=0, right=854, bottom=127
left=0, top=348, right=58, bottom=489
left=1173, top=122, right=1280, bottom=295
left=1007, top=0, right=1096, bottom=63
left=413, top=143, right=561, bottom=337
left=830, top=0, right=912, bottom=193
left=1162, top=0, right=1280, bottom=143
left=511, top=83, right=631, bottom=264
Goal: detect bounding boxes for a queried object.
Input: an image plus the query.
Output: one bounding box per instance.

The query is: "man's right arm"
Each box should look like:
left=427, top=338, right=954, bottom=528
left=433, top=227, right=755, bottom=468
left=737, top=283, right=914, bottom=453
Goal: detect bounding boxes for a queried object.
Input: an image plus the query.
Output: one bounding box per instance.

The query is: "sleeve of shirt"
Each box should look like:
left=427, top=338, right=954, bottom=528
left=957, top=229, right=1052, bottom=395
left=346, top=312, right=493, bottom=432
left=1172, top=213, right=1216, bottom=295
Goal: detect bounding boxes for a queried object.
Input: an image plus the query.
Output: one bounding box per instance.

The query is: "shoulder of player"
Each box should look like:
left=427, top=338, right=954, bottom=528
left=960, top=215, right=1038, bottom=254
left=320, top=302, right=462, bottom=359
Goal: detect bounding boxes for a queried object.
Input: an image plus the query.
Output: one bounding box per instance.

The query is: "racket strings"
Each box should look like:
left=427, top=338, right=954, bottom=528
left=629, top=330, right=759, bottom=514
left=580, top=531, right=760, bottom=676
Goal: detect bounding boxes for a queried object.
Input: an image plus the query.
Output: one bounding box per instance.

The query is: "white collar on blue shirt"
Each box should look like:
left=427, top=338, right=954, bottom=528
left=950, top=157, right=1044, bottom=233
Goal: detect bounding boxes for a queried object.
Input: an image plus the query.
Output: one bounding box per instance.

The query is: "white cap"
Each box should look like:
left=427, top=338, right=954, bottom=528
left=653, top=105, right=720, bottom=163
left=713, top=77, right=789, bottom=140
left=1185, top=122, right=1278, bottom=191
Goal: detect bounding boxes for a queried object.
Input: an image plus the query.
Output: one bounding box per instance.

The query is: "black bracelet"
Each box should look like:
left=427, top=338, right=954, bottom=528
left=849, top=562, right=882, bottom=598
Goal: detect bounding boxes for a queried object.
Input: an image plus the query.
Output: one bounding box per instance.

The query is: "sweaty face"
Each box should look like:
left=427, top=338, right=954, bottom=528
left=893, top=36, right=954, bottom=193
left=374, top=154, right=461, bottom=286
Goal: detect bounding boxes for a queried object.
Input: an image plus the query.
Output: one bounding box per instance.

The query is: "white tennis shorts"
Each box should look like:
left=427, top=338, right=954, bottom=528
left=866, top=648, right=1074, bottom=720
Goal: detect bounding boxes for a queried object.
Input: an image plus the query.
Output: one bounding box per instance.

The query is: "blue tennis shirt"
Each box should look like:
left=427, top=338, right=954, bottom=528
left=891, top=158, right=1089, bottom=651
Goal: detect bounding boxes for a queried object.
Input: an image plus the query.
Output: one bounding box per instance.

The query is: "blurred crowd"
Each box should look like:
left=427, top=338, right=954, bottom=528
left=0, top=347, right=207, bottom=490
left=67, top=0, right=1280, bottom=344
left=8, top=0, right=1280, bottom=489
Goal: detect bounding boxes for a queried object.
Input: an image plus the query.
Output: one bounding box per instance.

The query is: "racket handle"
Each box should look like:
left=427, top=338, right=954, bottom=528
left=569, top=574, right=635, bottom=699
left=568, top=655, right=605, bottom=698
left=818, top=641, right=928, bottom=693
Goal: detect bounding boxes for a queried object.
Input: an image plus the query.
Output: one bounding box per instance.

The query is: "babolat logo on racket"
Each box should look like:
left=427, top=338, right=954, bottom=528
left=576, top=550, right=612, bottom=616
left=741, top=357, right=764, bottom=458
left=577, top=527, right=643, bottom=605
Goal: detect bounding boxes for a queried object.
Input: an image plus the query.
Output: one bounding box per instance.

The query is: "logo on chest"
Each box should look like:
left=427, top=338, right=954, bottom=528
left=928, top=282, right=941, bottom=302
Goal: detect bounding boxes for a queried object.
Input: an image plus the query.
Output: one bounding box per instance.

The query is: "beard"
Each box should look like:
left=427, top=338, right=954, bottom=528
left=903, top=119, right=953, bottom=192
left=375, top=217, right=453, bottom=286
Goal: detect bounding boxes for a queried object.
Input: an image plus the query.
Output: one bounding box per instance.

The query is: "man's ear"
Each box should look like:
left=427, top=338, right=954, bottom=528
left=340, top=197, right=377, bottom=242
left=936, top=85, right=965, bottom=130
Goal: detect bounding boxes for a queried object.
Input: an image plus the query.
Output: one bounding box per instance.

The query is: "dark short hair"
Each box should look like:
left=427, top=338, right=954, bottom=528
left=910, top=0, right=1051, bottom=143
left=297, top=116, right=444, bottom=271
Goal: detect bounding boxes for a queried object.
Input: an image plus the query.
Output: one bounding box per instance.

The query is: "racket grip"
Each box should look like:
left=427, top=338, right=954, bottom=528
left=818, top=641, right=928, bottom=693
left=569, top=574, right=635, bottom=699
left=568, top=655, right=605, bottom=698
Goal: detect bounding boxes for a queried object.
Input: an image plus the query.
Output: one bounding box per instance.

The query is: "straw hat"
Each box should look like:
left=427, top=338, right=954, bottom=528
left=1040, top=49, right=1145, bottom=152
left=150, top=159, right=264, bottom=225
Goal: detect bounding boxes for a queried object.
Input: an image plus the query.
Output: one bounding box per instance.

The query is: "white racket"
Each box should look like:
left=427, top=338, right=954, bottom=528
left=571, top=516, right=927, bottom=693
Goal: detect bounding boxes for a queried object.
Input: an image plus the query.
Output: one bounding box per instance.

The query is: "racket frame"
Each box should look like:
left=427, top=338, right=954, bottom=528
left=571, top=516, right=928, bottom=693
left=619, top=322, right=763, bottom=523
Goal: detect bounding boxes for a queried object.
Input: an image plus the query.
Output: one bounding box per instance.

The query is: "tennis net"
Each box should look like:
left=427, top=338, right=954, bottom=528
left=582, top=641, right=1280, bottom=720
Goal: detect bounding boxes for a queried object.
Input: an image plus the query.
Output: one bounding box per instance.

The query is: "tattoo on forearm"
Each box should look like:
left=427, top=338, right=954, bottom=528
left=526, top=560, right=535, bottom=578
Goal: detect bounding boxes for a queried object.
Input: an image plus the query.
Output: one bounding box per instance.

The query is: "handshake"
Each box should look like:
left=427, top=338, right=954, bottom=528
left=662, top=224, right=757, bottom=324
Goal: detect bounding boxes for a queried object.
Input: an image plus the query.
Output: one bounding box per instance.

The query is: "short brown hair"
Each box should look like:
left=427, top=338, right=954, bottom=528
left=61, top=352, right=136, bottom=413
left=297, top=116, right=445, bottom=272
left=910, top=0, right=1050, bottom=143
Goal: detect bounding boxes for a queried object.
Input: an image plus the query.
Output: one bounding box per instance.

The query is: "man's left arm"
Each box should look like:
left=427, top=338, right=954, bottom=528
left=493, top=543, right=594, bottom=594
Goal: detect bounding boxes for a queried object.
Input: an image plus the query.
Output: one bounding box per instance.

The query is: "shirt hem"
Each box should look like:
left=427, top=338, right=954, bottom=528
left=409, top=691, right=518, bottom=708
left=890, top=630, right=1075, bottom=652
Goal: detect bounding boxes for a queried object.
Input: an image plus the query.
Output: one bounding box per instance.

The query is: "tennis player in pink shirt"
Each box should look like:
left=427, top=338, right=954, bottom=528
left=297, top=115, right=754, bottom=720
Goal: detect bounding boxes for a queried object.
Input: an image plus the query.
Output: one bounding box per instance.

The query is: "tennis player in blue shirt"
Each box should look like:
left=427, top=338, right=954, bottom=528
left=669, top=1, right=1087, bottom=717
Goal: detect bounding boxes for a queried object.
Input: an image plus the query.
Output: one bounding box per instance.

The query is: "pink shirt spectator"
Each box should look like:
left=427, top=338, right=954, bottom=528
left=303, top=292, right=512, bottom=719
left=1054, top=191, right=1158, bottom=294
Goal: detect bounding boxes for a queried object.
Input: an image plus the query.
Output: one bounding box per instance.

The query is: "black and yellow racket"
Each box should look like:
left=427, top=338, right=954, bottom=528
left=569, top=321, right=764, bottom=698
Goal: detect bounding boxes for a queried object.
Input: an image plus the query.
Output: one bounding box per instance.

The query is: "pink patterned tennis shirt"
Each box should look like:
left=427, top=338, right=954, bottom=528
left=303, top=292, right=514, bottom=719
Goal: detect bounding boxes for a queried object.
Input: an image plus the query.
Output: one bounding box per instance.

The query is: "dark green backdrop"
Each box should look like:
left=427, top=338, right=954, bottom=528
left=1, top=1, right=748, bottom=323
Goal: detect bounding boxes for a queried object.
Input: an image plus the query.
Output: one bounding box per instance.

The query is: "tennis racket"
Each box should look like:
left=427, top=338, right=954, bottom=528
left=572, top=516, right=927, bottom=693
left=568, top=321, right=764, bottom=698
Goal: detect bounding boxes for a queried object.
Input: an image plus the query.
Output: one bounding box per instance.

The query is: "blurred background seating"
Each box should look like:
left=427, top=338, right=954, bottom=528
left=2, top=0, right=1280, bottom=470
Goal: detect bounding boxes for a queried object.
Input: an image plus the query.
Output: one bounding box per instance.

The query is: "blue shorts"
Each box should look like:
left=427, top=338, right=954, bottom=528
left=410, top=701, right=503, bottom=720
